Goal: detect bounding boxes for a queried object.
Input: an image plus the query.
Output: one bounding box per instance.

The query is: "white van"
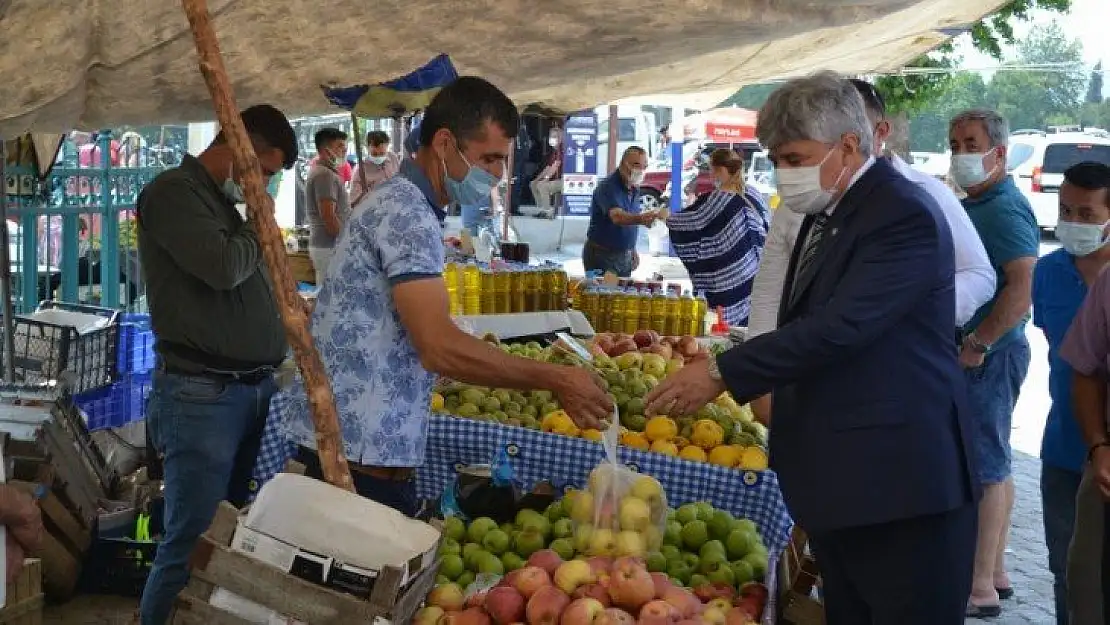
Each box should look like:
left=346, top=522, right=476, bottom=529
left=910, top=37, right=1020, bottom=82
left=594, top=106, right=658, bottom=175
left=1008, top=132, right=1110, bottom=231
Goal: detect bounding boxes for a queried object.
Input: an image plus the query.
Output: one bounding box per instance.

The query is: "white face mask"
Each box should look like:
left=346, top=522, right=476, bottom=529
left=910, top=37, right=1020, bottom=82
left=549, top=135, right=560, bottom=147
left=774, top=148, right=845, bottom=215
left=629, top=168, right=646, bottom=186
left=950, top=151, right=997, bottom=189
left=1056, top=220, right=1109, bottom=257
left=368, top=155, right=388, bottom=166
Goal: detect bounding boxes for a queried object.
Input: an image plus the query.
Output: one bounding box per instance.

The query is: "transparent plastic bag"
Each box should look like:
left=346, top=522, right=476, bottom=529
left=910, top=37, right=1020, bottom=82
left=570, top=415, right=668, bottom=558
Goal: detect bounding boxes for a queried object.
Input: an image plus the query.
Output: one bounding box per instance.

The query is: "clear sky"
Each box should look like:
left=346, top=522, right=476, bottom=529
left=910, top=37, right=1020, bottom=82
left=958, top=0, right=1106, bottom=88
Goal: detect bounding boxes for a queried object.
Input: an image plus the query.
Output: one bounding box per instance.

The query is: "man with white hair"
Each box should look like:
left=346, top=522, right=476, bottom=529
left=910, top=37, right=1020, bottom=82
left=643, top=71, right=977, bottom=624
left=747, top=78, right=996, bottom=423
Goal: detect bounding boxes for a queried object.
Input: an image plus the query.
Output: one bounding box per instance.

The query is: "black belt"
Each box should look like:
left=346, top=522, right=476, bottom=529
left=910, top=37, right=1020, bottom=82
left=162, top=362, right=274, bottom=385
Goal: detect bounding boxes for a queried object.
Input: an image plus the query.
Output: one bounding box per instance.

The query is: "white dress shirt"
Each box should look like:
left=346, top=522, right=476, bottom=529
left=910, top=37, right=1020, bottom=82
left=747, top=155, right=995, bottom=339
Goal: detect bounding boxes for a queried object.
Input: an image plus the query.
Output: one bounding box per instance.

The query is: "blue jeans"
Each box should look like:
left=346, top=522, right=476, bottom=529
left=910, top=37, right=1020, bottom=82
left=1042, top=463, right=1082, bottom=625
left=965, top=336, right=1031, bottom=484
left=582, top=242, right=634, bottom=277
left=139, top=371, right=276, bottom=625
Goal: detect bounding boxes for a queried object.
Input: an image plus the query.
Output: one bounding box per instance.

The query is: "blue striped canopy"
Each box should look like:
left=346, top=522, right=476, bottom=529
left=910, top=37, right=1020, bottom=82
left=322, top=54, right=458, bottom=118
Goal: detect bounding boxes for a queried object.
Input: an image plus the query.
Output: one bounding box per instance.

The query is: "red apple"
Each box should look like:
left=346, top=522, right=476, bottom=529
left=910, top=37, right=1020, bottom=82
left=738, top=582, right=769, bottom=605
left=632, top=330, right=657, bottom=349
left=443, top=607, right=492, bottom=625
left=586, top=556, right=614, bottom=576
left=485, top=586, right=526, bottom=625
left=725, top=607, right=758, bottom=625
left=637, top=600, right=680, bottom=623
left=467, top=589, right=489, bottom=609
left=512, top=566, right=552, bottom=599
left=646, top=343, right=673, bottom=360
left=693, top=583, right=735, bottom=603
left=606, top=557, right=655, bottom=613
left=661, top=587, right=701, bottom=619
left=526, top=585, right=571, bottom=625
left=594, top=608, right=636, bottom=625
left=561, top=597, right=606, bottom=624
left=428, top=583, right=466, bottom=612
left=573, top=582, right=612, bottom=607
left=649, top=572, right=673, bottom=599
left=527, top=550, right=564, bottom=577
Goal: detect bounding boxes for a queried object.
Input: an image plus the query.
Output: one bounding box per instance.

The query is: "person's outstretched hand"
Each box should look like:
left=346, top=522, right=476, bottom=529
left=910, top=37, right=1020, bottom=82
left=554, top=367, right=614, bottom=431
left=644, top=357, right=725, bottom=418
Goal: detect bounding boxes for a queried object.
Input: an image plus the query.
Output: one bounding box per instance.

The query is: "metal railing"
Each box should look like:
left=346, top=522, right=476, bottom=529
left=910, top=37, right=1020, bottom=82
left=4, top=131, right=174, bottom=313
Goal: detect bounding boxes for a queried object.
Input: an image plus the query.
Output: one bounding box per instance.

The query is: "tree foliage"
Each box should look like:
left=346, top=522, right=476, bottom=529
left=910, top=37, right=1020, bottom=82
left=1087, top=61, right=1104, bottom=105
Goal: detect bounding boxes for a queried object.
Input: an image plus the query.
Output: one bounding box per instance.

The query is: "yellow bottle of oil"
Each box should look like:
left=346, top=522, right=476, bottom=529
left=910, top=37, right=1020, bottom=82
left=444, top=262, right=460, bottom=316
left=553, top=269, right=568, bottom=310
left=493, top=268, right=511, bottom=314
left=510, top=267, right=526, bottom=313
left=580, top=287, right=600, bottom=329
left=637, top=290, right=652, bottom=333
left=537, top=268, right=552, bottom=311
left=528, top=268, right=546, bottom=313
left=694, top=291, right=709, bottom=336
left=461, top=262, right=482, bottom=315
left=594, top=289, right=609, bottom=332
left=610, top=289, right=627, bottom=334
left=650, top=292, right=668, bottom=335
left=679, top=292, right=696, bottom=337
left=480, top=266, right=495, bottom=314
left=664, top=293, right=682, bottom=336
left=623, top=290, right=641, bottom=335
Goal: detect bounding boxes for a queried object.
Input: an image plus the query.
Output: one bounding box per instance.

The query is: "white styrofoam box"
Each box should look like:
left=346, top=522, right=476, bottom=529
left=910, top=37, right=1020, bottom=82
left=18, top=309, right=112, bottom=335
left=245, top=474, right=440, bottom=586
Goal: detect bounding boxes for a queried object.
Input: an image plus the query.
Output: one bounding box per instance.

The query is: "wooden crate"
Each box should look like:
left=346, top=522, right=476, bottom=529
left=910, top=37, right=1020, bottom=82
left=776, top=526, right=825, bottom=625
left=0, top=559, right=44, bottom=624
left=287, top=252, right=315, bottom=285
left=171, top=502, right=439, bottom=625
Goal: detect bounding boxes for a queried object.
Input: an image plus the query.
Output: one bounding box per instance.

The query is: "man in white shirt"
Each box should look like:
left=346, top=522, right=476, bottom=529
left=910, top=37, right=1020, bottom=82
left=748, top=78, right=995, bottom=422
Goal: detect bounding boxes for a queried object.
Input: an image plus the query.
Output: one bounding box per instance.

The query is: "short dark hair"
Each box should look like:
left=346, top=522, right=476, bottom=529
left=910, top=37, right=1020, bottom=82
left=214, top=104, right=299, bottom=169
left=366, top=130, right=391, bottom=147
left=1064, top=161, right=1110, bottom=205
left=314, top=128, right=348, bottom=152
left=848, top=78, right=886, bottom=119
left=419, top=76, right=520, bottom=148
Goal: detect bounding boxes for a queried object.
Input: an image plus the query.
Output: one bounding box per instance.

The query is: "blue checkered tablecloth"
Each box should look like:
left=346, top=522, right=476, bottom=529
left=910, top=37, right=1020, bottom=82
left=417, top=415, right=794, bottom=558
left=250, top=390, right=299, bottom=502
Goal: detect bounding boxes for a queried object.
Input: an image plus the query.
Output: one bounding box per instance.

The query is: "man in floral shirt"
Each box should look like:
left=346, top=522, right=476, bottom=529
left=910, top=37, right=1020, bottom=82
left=281, top=77, right=612, bottom=515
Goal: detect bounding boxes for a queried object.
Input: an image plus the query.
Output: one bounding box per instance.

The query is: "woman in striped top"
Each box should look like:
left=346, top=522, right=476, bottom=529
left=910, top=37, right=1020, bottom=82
left=664, top=149, right=769, bottom=327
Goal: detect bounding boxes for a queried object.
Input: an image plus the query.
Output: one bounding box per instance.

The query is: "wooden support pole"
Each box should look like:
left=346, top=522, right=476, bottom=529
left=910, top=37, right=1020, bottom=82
left=180, top=0, right=353, bottom=492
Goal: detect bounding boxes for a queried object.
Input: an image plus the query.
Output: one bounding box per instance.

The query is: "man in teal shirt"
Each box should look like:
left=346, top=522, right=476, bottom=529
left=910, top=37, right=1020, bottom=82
left=949, top=108, right=1040, bottom=618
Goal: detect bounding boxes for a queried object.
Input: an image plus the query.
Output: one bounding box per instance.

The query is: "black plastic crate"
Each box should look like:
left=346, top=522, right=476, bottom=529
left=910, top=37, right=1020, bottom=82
left=79, top=537, right=159, bottom=597
left=4, top=301, right=119, bottom=394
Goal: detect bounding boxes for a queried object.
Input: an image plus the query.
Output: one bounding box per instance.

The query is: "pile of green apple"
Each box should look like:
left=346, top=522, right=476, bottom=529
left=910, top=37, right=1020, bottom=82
left=434, top=496, right=769, bottom=595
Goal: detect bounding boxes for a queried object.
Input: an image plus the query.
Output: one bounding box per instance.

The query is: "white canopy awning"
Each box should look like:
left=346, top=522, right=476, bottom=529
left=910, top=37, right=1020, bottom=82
left=0, top=0, right=1005, bottom=135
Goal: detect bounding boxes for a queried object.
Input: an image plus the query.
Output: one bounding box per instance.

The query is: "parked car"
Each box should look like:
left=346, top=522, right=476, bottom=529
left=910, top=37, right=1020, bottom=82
left=1008, top=131, right=1110, bottom=231
left=909, top=151, right=950, bottom=181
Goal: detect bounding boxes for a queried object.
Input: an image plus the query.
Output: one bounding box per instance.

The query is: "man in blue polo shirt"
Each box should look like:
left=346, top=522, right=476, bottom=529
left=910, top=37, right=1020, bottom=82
left=583, top=146, right=656, bottom=276
left=949, top=108, right=1040, bottom=618
left=1033, top=162, right=1110, bottom=625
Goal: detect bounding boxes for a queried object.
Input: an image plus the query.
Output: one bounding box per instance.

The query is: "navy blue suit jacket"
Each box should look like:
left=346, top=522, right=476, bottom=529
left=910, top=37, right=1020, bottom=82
left=717, top=158, right=978, bottom=533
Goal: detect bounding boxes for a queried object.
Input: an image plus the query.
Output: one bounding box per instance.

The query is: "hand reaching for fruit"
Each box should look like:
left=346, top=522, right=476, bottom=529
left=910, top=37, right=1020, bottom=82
left=644, top=358, right=725, bottom=419
left=554, top=367, right=614, bottom=431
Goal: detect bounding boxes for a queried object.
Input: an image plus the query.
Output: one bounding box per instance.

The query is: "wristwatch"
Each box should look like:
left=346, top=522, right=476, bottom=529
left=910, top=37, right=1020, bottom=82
left=1087, top=441, right=1110, bottom=464
left=707, top=355, right=722, bottom=381
left=964, top=332, right=991, bottom=354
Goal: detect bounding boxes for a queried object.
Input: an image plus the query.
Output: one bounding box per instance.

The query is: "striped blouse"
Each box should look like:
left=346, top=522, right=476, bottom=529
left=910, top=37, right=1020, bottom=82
left=666, top=189, right=769, bottom=326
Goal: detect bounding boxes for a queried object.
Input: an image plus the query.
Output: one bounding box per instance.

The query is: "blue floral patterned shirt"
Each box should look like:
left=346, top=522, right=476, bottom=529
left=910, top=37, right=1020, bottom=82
left=283, top=159, right=446, bottom=467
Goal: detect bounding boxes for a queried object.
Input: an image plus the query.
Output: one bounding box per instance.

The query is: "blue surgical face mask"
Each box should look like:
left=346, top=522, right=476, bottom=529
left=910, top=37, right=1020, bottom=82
left=443, top=144, right=499, bottom=206
left=1056, top=220, right=1109, bottom=257
left=223, top=166, right=244, bottom=203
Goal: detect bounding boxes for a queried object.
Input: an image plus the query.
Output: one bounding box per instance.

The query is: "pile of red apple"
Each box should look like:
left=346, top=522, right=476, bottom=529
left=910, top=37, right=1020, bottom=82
left=416, top=549, right=768, bottom=625
left=590, top=331, right=709, bottom=365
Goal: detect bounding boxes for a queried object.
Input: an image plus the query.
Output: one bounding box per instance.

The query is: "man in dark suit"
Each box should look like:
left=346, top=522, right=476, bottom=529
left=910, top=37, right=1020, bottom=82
left=645, top=71, right=979, bottom=624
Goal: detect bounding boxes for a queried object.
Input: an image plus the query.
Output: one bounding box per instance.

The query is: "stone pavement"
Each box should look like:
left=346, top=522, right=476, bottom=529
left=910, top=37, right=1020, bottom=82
left=972, top=451, right=1057, bottom=625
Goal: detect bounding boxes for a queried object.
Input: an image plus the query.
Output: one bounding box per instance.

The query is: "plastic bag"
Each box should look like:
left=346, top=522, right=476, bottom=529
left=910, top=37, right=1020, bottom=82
left=569, top=416, right=668, bottom=557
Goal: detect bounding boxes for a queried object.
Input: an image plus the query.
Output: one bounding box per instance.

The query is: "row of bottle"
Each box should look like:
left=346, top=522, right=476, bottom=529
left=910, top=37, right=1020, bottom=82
left=443, top=262, right=569, bottom=316
left=574, top=287, right=709, bottom=337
